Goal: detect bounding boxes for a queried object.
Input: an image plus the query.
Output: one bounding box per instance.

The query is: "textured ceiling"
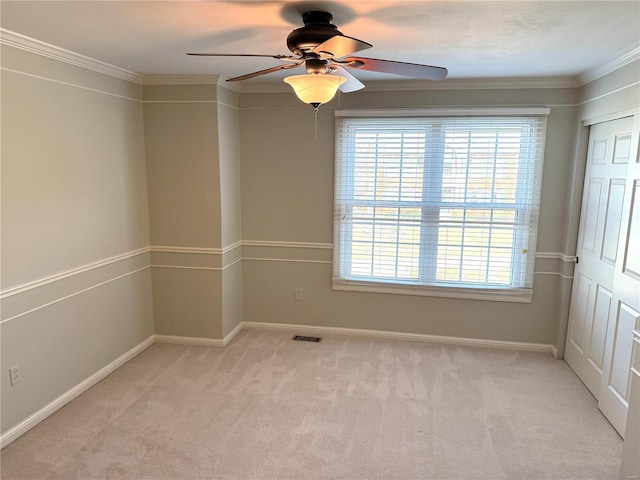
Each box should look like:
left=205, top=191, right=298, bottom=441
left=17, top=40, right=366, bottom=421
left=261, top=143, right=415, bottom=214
left=1, top=1, right=639, bottom=83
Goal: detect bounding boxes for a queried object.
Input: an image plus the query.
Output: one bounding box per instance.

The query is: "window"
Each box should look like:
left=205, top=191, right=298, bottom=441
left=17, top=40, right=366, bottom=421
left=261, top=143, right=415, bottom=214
left=333, top=109, right=548, bottom=302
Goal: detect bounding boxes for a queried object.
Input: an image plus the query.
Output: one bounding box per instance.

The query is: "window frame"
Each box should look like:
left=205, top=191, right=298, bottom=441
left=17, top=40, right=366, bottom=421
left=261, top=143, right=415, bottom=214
left=332, top=108, right=550, bottom=303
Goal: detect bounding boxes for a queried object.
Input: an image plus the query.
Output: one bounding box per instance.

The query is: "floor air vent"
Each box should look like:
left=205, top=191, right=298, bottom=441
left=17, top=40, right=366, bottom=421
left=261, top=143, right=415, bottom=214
left=292, top=335, right=322, bottom=342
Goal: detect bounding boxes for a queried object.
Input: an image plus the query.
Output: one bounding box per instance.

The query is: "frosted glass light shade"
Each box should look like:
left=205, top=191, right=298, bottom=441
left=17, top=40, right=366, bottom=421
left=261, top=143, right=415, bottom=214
left=284, top=74, right=347, bottom=106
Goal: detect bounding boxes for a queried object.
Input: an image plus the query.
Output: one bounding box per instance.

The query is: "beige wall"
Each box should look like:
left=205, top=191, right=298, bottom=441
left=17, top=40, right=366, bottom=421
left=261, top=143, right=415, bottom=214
left=1, top=46, right=154, bottom=434
left=143, top=82, right=243, bottom=339
left=1, top=48, right=150, bottom=286
left=239, top=87, right=580, bottom=347
left=143, top=87, right=221, bottom=249
left=143, top=84, right=223, bottom=339
left=217, top=87, right=242, bottom=248
left=217, top=86, right=243, bottom=337
left=578, top=61, right=640, bottom=121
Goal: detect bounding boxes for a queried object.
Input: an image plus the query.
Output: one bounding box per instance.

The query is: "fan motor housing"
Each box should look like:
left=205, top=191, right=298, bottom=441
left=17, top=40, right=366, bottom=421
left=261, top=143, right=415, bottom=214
left=286, top=11, right=341, bottom=55
left=305, top=58, right=328, bottom=74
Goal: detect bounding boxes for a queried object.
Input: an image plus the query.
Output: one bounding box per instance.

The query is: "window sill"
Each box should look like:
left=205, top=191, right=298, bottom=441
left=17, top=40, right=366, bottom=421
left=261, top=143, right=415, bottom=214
left=332, top=280, right=533, bottom=303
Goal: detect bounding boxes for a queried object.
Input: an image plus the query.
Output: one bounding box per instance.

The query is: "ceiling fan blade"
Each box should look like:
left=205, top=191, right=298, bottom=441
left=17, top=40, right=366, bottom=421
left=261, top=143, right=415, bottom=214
left=313, top=34, right=372, bottom=59
left=226, top=62, right=303, bottom=82
left=187, top=53, right=300, bottom=62
left=332, top=66, right=364, bottom=93
left=344, top=57, right=448, bottom=81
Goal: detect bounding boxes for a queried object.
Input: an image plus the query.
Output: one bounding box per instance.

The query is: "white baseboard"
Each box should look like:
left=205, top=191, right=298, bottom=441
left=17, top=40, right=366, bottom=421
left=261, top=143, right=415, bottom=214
left=153, top=327, right=242, bottom=348
left=242, top=321, right=554, bottom=354
left=222, top=322, right=244, bottom=346
left=0, top=335, right=155, bottom=448
left=156, top=323, right=554, bottom=354
left=154, top=334, right=223, bottom=347
left=154, top=322, right=242, bottom=347
left=550, top=344, right=561, bottom=359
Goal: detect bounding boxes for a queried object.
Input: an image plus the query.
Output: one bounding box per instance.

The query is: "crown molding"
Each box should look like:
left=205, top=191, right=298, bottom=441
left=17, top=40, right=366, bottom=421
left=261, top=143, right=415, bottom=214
left=232, top=82, right=290, bottom=93
left=235, top=75, right=579, bottom=93
left=360, top=76, right=580, bottom=91
left=141, top=75, right=243, bottom=94
left=142, top=74, right=220, bottom=86
left=0, top=28, right=143, bottom=84
left=578, top=42, right=640, bottom=86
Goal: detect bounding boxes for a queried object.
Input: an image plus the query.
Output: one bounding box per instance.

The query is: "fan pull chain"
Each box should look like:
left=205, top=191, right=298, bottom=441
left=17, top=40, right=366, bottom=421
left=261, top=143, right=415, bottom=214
left=314, top=107, right=318, bottom=141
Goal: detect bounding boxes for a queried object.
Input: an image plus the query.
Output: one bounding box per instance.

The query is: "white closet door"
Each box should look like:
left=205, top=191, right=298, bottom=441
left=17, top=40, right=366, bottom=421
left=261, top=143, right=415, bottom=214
left=565, top=117, right=634, bottom=401
left=598, top=114, right=640, bottom=436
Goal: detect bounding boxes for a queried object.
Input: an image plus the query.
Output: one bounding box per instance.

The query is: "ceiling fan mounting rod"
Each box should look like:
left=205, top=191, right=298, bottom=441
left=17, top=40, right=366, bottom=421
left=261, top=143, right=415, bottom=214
left=302, top=11, right=335, bottom=26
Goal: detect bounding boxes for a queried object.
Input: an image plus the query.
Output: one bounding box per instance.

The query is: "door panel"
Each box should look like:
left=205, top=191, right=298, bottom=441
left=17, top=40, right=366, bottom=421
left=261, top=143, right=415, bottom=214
left=613, top=133, right=631, bottom=163
left=601, top=180, right=626, bottom=265
left=588, top=286, right=613, bottom=372
left=608, top=303, right=639, bottom=400
left=567, top=273, right=592, bottom=353
left=581, top=178, right=604, bottom=254
left=592, top=138, right=608, bottom=164
left=622, top=181, right=640, bottom=278
left=565, top=115, right=638, bottom=435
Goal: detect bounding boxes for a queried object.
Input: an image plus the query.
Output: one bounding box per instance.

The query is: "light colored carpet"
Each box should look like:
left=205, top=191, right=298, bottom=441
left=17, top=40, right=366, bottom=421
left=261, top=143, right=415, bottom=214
left=1, top=329, right=623, bottom=479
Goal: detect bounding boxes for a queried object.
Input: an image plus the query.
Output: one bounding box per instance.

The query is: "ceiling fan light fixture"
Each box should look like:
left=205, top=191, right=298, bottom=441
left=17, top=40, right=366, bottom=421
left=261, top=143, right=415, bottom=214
left=284, top=74, right=347, bottom=109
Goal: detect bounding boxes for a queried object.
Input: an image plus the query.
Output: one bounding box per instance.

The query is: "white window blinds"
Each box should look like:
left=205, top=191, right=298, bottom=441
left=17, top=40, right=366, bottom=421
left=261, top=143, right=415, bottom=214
left=333, top=112, right=548, bottom=300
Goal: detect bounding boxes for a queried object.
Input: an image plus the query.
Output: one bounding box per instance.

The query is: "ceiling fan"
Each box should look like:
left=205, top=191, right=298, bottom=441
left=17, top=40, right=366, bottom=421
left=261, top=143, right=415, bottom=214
left=188, top=11, right=447, bottom=109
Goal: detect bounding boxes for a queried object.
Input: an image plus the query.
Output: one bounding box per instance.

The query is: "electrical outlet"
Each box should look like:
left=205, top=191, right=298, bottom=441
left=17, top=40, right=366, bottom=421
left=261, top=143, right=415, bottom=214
left=9, top=366, right=21, bottom=386
left=294, top=288, right=302, bottom=301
